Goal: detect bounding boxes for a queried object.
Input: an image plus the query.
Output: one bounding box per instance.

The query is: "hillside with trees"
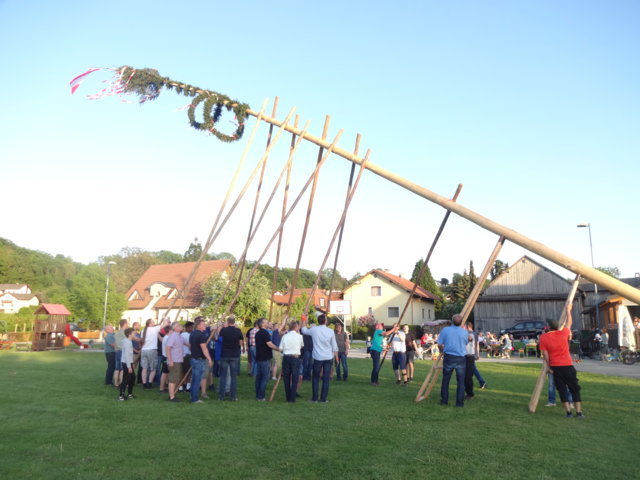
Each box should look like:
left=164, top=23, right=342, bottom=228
left=0, top=238, right=348, bottom=329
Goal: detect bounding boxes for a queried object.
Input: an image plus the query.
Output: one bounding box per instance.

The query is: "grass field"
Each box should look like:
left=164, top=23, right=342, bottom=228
left=0, top=350, right=637, bottom=480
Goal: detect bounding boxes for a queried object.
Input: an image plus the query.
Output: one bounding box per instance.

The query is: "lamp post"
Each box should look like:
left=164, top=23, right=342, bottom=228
left=577, top=224, right=599, bottom=329
left=102, top=261, right=117, bottom=332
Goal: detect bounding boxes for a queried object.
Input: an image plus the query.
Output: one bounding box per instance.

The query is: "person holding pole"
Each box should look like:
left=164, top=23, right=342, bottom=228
left=279, top=320, right=305, bottom=403
left=438, top=314, right=468, bottom=407
left=369, top=322, right=398, bottom=386
left=301, top=314, right=339, bottom=403
left=539, top=305, right=584, bottom=418
left=334, top=323, right=350, bottom=381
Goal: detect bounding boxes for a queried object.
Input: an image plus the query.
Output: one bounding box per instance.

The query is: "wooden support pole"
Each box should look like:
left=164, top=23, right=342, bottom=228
left=245, top=109, right=640, bottom=305
left=528, top=274, right=581, bottom=413
left=415, top=235, right=506, bottom=402
left=380, top=183, right=463, bottom=369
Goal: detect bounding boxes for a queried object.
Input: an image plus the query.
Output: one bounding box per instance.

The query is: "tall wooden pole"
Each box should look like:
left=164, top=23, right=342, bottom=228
left=415, top=236, right=506, bottom=403
left=245, top=109, right=640, bottom=305
left=528, top=275, right=581, bottom=413
left=379, top=183, right=463, bottom=370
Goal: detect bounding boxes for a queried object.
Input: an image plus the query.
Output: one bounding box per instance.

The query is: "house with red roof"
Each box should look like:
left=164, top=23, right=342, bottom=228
left=342, top=269, right=439, bottom=326
left=122, top=260, right=231, bottom=324
left=272, top=288, right=343, bottom=315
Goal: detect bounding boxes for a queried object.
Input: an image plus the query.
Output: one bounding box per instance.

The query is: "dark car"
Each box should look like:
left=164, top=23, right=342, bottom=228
left=500, top=321, right=546, bottom=339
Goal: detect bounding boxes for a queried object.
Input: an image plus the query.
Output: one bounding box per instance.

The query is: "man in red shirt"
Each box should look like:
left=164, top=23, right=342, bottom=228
left=539, top=306, right=584, bottom=418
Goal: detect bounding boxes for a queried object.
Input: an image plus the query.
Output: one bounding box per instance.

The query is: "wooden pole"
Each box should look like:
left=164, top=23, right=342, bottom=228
left=244, top=109, right=640, bottom=305
left=528, top=275, right=581, bottom=413
left=268, top=149, right=370, bottom=402
left=415, top=236, right=506, bottom=402
left=268, top=115, right=299, bottom=324
left=163, top=99, right=269, bottom=323
left=380, top=183, right=463, bottom=369
left=222, top=129, right=344, bottom=319
left=285, top=115, right=331, bottom=316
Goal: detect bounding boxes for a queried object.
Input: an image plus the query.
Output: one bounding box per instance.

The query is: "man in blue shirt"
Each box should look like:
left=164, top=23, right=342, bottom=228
left=437, top=314, right=469, bottom=407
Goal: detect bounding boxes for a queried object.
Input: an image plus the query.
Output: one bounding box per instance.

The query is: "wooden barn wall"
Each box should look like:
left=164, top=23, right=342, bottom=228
left=483, top=259, right=570, bottom=296
left=474, top=300, right=582, bottom=333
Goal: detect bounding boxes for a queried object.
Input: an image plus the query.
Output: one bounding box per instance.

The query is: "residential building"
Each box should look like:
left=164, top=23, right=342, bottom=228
left=473, top=256, right=585, bottom=333
left=271, top=288, right=343, bottom=315
left=343, top=269, right=439, bottom=326
left=578, top=276, right=640, bottom=329
left=0, top=284, right=39, bottom=313
left=122, top=260, right=231, bottom=324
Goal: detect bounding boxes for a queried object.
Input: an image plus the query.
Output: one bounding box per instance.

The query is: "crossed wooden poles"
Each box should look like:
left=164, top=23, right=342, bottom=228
left=415, top=235, right=506, bottom=403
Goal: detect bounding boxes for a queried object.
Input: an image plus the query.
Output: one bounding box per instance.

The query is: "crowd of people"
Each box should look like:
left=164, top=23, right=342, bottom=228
left=103, top=311, right=585, bottom=417
left=103, top=314, right=345, bottom=404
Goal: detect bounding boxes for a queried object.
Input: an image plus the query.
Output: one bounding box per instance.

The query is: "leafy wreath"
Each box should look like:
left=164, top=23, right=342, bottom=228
left=117, top=66, right=250, bottom=143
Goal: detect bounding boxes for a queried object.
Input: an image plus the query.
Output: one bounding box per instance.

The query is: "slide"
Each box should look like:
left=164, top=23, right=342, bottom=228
left=65, top=324, right=88, bottom=349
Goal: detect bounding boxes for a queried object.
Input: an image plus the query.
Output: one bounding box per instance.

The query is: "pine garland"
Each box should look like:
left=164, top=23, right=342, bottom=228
left=117, top=66, right=250, bottom=143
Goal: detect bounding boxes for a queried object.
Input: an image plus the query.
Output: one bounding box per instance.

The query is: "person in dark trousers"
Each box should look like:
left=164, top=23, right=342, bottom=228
left=369, top=322, right=398, bottom=386
left=189, top=318, right=212, bottom=404
left=279, top=320, right=305, bottom=403
left=217, top=315, right=245, bottom=401
left=301, top=314, right=339, bottom=403
left=464, top=323, right=480, bottom=400
left=118, top=328, right=136, bottom=400
left=104, top=325, right=116, bottom=386
left=302, top=318, right=314, bottom=381
left=438, top=314, right=468, bottom=407
left=334, top=323, right=350, bottom=381
left=254, top=318, right=279, bottom=401
left=540, top=305, right=584, bottom=418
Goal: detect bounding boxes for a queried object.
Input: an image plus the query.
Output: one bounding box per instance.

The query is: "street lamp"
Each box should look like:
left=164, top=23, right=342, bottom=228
left=577, top=223, right=600, bottom=329
left=102, top=261, right=117, bottom=332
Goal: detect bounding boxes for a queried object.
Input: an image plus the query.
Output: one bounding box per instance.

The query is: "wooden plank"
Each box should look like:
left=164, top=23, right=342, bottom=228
left=245, top=108, right=640, bottom=305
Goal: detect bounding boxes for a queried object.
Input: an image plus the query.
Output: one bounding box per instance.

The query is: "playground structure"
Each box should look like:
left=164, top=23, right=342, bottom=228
left=32, top=303, right=87, bottom=351
left=72, top=67, right=640, bottom=404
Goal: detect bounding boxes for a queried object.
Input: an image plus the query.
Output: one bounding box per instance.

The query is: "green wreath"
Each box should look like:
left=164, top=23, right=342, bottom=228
left=117, top=66, right=250, bottom=143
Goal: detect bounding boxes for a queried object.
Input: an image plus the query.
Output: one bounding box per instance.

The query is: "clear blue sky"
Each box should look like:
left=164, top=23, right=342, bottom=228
left=1, top=0, right=639, bottom=283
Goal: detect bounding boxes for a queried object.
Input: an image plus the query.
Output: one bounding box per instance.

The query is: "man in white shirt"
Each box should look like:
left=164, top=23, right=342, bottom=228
left=279, top=320, right=305, bottom=403
left=391, top=328, right=407, bottom=385
left=141, top=319, right=161, bottom=389
left=301, top=314, right=339, bottom=403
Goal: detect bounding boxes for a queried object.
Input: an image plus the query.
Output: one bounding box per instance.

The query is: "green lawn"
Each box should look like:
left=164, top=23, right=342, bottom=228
left=0, top=351, right=637, bottom=480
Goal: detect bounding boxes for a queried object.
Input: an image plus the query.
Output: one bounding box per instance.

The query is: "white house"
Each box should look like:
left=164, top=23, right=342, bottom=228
left=0, top=284, right=40, bottom=313
left=343, top=269, right=439, bottom=326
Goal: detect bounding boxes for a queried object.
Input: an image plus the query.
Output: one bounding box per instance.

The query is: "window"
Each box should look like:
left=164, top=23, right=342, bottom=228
left=422, top=308, right=425, bottom=319
left=428, top=309, right=431, bottom=319
left=319, top=297, right=326, bottom=307
left=388, top=307, right=399, bottom=318
left=371, top=286, right=381, bottom=296
left=368, top=307, right=373, bottom=316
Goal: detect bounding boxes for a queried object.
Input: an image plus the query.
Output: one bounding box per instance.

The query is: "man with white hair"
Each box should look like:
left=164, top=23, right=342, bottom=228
left=166, top=322, right=188, bottom=402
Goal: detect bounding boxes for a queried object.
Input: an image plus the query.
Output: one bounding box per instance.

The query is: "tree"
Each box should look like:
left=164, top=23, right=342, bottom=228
left=183, top=238, right=203, bottom=262
left=596, top=266, right=621, bottom=278
left=490, top=260, right=509, bottom=280
left=199, top=271, right=271, bottom=326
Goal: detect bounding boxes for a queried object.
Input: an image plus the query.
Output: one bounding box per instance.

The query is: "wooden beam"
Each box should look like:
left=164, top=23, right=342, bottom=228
left=245, top=109, right=640, bottom=305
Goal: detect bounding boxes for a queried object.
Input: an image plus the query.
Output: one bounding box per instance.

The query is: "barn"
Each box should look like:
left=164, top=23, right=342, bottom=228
left=473, top=256, right=585, bottom=334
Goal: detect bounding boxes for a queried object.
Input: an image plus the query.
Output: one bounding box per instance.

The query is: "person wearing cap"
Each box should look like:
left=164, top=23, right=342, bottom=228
left=369, top=322, right=399, bottom=386
left=166, top=322, right=188, bottom=402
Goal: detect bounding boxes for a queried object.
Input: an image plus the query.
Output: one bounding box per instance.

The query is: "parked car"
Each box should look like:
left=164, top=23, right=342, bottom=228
left=500, top=321, right=546, bottom=339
